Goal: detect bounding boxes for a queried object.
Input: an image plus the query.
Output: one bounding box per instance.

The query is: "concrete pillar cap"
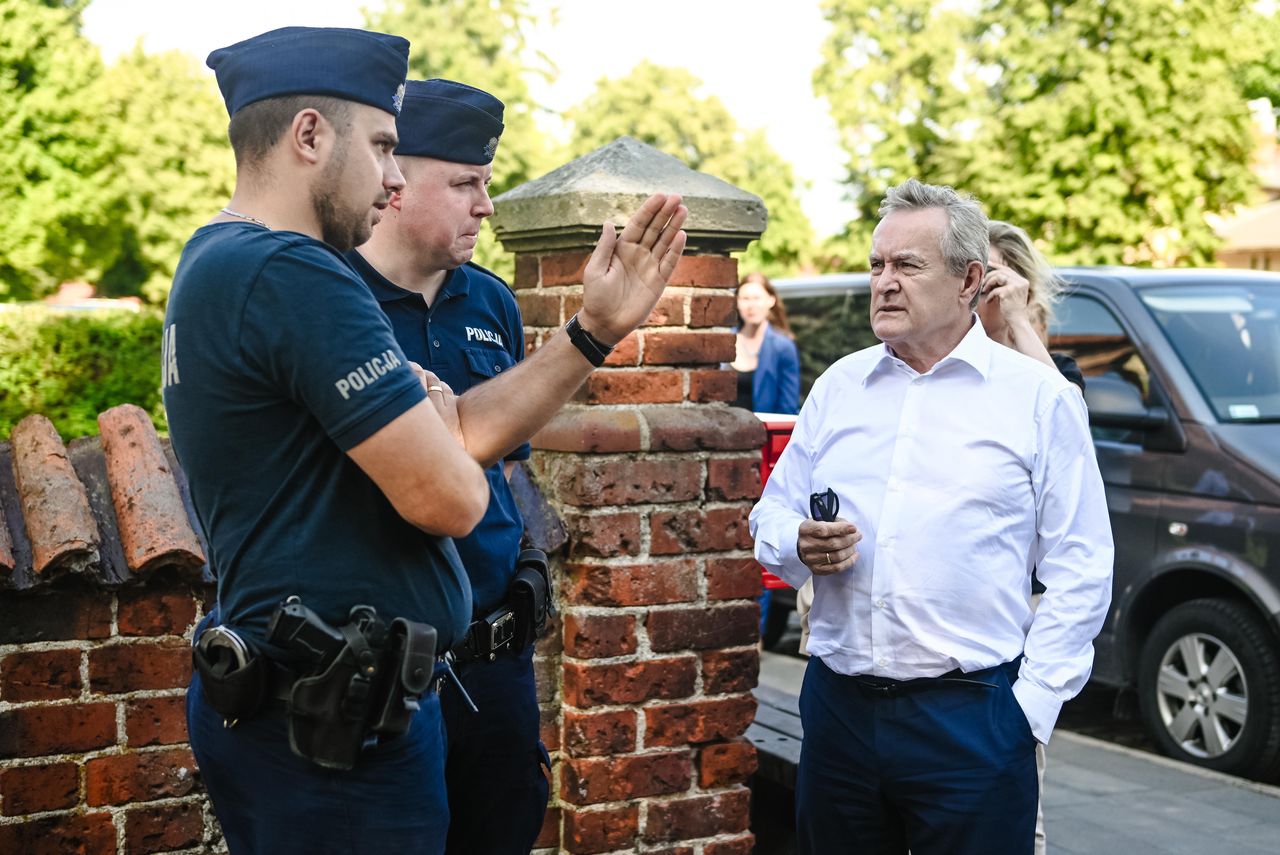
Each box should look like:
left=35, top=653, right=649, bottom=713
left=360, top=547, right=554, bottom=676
left=491, top=136, right=767, bottom=254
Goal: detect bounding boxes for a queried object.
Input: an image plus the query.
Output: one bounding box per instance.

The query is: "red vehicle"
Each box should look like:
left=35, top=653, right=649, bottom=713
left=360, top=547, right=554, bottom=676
left=757, top=413, right=797, bottom=648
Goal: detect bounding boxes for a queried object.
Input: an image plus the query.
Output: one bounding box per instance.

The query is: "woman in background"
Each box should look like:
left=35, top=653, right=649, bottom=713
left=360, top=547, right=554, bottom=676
left=978, top=220, right=1084, bottom=392
left=980, top=219, right=1081, bottom=855
left=735, top=273, right=801, bottom=648
left=732, top=272, right=800, bottom=415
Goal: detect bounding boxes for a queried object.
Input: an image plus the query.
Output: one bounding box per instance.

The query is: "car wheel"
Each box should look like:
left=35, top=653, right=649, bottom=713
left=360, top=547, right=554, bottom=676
left=1137, top=598, right=1280, bottom=781
left=761, top=597, right=790, bottom=650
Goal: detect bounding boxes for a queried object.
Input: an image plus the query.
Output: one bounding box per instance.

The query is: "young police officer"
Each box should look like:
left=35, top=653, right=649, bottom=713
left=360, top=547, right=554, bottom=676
left=348, top=79, right=547, bottom=854
left=165, top=27, right=687, bottom=853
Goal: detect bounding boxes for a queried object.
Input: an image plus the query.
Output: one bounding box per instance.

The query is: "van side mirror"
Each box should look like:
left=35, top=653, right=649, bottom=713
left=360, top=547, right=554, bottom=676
left=1085, top=375, right=1170, bottom=430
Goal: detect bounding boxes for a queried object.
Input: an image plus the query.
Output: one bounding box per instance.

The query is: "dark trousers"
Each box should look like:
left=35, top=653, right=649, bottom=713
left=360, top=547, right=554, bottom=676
left=796, top=657, right=1039, bottom=855
left=188, top=671, right=449, bottom=854
left=441, top=645, right=550, bottom=855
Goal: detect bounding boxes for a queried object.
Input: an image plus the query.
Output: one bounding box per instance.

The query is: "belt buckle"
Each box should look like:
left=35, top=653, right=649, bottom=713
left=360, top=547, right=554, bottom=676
left=485, top=610, right=516, bottom=659
left=471, top=605, right=516, bottom=661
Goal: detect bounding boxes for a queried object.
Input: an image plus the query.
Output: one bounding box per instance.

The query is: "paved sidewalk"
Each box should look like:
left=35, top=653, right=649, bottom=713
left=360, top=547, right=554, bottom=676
left=755, top=651, right=1280, bottom=854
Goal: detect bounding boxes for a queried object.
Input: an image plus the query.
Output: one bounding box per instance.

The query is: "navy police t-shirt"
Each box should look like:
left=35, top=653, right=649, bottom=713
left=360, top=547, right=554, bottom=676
left=162, top=223, right=471, bottom=647
left=346, top=251, right=528, bottom=616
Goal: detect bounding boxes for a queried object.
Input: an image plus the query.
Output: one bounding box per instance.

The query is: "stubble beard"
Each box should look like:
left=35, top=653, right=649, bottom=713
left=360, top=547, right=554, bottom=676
left=311, top=139, right=374, bottom=252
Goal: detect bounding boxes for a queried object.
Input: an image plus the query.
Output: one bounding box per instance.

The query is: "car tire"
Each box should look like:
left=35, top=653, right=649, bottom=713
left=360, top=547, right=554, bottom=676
left=761, top=597, right=790, bottom=650
left=1137, top=598, right=1280, bottom=781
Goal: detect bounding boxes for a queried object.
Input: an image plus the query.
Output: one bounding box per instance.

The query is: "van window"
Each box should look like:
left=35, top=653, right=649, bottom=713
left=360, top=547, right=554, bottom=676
left=786, top=291, right=877, bottom=398
left=1139, top=283, right=1280, bottom=423
left=1050, top=294, right=1153, bottom=443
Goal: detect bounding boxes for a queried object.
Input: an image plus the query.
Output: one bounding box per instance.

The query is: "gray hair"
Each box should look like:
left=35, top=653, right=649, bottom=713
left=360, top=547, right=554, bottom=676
left=878, top=178, right=989, bottom=277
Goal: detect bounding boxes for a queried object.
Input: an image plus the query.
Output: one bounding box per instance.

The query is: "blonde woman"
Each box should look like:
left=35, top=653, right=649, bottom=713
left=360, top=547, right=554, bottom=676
left=981, top=220, right=1079, bottom=855
left=978, top=220, right=1084, bottom=392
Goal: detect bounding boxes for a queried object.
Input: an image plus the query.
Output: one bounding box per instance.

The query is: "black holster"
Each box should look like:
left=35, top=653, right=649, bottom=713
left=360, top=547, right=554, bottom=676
left=278, top=605, right=437, bottom=771
left=509, top=548, right=554, bottom=649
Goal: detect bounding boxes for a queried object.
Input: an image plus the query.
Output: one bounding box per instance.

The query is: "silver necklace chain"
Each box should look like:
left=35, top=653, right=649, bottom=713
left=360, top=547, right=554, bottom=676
left=221, top=207, right=268, bottom=228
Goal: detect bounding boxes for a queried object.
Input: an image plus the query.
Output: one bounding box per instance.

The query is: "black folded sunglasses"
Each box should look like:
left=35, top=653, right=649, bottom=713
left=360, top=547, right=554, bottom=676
left=809, top=488, right=840, bottom=523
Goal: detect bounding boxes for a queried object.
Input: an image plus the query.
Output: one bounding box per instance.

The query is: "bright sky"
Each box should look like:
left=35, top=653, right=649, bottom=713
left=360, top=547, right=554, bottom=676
left=81, top=0, right=849, bottom=237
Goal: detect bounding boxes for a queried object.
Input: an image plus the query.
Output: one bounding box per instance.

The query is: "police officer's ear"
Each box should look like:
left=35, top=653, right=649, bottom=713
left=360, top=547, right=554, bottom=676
left=288, top=108, right=327, bottom=167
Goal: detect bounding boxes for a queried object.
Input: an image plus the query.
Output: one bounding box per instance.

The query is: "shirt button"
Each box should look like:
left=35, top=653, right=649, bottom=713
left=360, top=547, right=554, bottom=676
left=433, top=340, right=441, bottom=348
left=877, top=656, right=888, bottom=667
left=875, top=598, right=886, bottom=609
left=494, top=364, right=502, bottom=372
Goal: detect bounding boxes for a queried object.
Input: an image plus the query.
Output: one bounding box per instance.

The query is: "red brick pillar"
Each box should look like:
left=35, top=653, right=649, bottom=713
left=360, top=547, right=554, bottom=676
left=492, top=137, right=767, bottom=855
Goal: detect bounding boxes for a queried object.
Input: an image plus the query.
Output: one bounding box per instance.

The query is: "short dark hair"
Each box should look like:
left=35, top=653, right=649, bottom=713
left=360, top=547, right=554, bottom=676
left=227, top=95, right=353, bottom=168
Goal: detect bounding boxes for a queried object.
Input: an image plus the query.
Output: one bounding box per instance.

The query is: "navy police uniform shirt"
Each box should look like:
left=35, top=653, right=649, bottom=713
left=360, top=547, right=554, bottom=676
left=162, top=223, right=471, bottom=646
left=346, top=250, right=528, bottom=616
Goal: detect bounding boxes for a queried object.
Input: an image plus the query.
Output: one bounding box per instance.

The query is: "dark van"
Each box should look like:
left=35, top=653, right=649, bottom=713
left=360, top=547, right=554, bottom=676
left=763, top=267, right=1280, bottom=781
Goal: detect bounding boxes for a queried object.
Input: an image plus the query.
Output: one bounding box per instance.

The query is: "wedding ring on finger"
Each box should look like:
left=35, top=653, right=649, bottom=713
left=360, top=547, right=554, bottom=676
left=825, top=552, right=832, bottom=566
left=427, top=385, right=445, bottom=395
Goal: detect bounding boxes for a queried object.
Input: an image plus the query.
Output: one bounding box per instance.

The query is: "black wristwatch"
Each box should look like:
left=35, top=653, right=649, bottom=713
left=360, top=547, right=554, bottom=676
left=565, top=313, right=614, bottom=367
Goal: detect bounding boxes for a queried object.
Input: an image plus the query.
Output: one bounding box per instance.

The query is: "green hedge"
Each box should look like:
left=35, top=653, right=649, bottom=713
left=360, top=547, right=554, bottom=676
left=0, top=307, right=166, bottom=440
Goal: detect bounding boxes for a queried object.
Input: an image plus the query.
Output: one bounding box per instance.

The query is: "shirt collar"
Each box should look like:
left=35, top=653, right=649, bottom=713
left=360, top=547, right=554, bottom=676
left=439, top=265, right=471, bottom=301
left=860, top=314, right=993, bottom=386
left=349, top=251, right=471, bottom=304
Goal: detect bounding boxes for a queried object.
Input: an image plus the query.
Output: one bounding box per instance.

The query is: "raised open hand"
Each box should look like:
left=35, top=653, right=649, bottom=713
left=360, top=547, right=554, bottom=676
left=578, top=193, right=688, bottom=345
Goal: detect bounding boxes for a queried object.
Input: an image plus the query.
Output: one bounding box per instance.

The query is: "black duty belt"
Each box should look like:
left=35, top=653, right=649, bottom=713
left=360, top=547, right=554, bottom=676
left=452, top=548, right=555, bottom=665
left=194, top=598, right=470, bottom=769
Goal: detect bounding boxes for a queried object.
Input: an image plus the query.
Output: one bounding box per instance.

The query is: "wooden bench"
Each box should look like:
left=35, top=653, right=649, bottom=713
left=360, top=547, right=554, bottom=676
left=747, top=684, right=803, bottom=790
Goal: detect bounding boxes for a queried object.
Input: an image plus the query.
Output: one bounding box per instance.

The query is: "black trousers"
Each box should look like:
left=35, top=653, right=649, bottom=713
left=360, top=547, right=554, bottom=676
left=796, top=657, right=1039, bottom=855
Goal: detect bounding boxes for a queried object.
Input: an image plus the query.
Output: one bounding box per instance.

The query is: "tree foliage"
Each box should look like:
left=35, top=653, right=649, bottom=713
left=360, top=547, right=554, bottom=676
left=0, top=1, right=234, bottom=302
left=366, top=0, right=556, bottom=280
left=95, top=47, right=234, bottom=302
left=0, top=0, right=114, bottom=299
left=563, top=62, right=815, bottom=278
left=1237, top=8, right=1280, bottom=112
left=815, top=0, right=1268, bottom=267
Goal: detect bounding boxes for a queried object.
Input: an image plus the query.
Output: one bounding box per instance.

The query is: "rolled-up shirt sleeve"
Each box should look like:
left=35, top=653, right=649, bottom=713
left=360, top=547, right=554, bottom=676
left=1014, top=386, right=1115, bottom=743
left=749, top=386, right=821, bottom=589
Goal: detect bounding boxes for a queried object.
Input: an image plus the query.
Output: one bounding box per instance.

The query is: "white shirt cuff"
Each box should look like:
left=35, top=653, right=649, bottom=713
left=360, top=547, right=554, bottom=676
left=1012, top=676, right=1062, bottom=745
left=752, top=513, right=811, bottom=589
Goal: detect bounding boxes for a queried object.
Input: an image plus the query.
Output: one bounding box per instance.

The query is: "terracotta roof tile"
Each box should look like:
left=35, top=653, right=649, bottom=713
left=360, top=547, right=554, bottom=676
left=10, top=415, right=100, bottom=578
left=0, top=443, right=33, bottom=584
left=98, top=405, right=205, bottom=574
left=1, top=411, right=210, bottom=590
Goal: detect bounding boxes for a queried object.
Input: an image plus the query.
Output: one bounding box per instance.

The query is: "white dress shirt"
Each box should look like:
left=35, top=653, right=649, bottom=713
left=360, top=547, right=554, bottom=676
left=750, top=319, right=1113, bottom=743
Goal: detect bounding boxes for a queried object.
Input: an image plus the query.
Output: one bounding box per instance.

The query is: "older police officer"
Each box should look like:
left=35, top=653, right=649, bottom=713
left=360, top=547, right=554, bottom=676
left=349, top=79, right=547, bottom=854
left=166, top=27, right=687, bottom=853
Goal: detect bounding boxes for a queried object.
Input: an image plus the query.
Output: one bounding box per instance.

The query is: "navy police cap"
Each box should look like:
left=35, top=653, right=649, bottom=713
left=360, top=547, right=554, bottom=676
left=395, top=79, right=505, bottom=165
left=207, top=27, right=410, bottom=117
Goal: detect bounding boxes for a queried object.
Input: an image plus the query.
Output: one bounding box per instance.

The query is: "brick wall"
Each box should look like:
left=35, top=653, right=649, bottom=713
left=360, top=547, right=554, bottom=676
left=0, top=581, right=219, bottom=854
left=518, top=250, right=765, bottom=855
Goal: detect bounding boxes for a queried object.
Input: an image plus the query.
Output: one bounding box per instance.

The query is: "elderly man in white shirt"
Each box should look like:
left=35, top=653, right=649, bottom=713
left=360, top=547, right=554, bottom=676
left=750, top=178, right=1113, bottom=855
